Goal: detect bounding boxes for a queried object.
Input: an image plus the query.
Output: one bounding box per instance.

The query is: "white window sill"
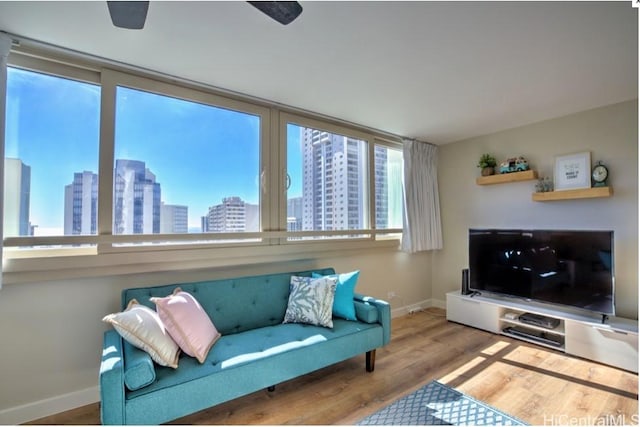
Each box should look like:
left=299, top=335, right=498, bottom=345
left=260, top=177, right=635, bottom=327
left=2, top=238, right=401, bottom=284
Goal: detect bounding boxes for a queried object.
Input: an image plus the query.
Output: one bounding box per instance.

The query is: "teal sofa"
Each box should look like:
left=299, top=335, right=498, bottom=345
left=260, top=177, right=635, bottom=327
left=99, top=268, right=391, bottom=424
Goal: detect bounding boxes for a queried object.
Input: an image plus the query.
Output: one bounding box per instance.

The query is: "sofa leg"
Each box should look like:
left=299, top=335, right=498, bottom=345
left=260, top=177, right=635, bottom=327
left=366, top=350, right=376, bottom=372
left=267, top=386, right=275, bottom=392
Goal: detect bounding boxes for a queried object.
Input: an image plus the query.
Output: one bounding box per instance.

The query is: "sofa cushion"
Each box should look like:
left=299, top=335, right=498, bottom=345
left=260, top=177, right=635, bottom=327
left=283, top=276, right=337, bottom=328
left=103, top=299, right=180, bottom=368
left=312, top=270, right=360, bottom=320
left=151, top=288, right=221, bottom=363
left=125, top=319, right=381, bottom=400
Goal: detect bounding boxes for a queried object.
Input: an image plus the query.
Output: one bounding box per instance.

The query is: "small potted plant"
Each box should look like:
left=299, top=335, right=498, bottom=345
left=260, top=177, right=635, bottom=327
left=477, top=153, right=497, bottom=176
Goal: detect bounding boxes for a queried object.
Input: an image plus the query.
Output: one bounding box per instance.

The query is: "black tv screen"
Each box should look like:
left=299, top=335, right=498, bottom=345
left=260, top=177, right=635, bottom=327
left=469, top=229, right=614, bottom=315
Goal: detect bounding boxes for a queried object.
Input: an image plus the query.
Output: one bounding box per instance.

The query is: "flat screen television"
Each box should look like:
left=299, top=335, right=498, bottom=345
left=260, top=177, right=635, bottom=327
left=469, top=229, right=614, bottom=315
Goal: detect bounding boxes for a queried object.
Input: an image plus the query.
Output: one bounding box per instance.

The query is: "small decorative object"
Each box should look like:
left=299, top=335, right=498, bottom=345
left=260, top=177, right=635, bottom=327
left=477, top=153, right=497, bottom=176
left=499, top=156, right=529, bottom=174
left=535, top=177, right=554, bottom=192
left=544, top=177, right=554, bottom=192
left=554, top=151, right=591, bottom=191
left=591, top=161, right=609, bottom=187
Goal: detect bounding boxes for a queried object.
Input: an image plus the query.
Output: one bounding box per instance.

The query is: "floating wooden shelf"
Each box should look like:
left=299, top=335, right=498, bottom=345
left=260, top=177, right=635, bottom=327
left=476, top=170, right=538, bottom=185
left=532, top=186, right=613, bottom=202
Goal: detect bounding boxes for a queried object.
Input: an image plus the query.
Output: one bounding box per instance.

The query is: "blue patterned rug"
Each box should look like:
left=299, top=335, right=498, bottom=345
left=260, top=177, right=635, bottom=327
left=358, top=380, right=528, bottom=425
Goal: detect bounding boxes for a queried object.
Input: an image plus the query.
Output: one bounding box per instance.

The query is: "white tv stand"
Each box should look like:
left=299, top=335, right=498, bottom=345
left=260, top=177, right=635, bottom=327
left=446, top=291, right=638, bottom=373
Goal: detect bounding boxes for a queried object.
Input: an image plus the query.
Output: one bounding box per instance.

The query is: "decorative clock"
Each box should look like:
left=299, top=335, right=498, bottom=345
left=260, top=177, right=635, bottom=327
left=591, top=161, right=609, bottom=187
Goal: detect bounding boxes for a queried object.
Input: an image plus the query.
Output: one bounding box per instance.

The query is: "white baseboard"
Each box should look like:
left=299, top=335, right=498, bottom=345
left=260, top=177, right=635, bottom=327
left=431, top=298, right=446, bottom=309
left=391, top=298, right=445, bottom=318
left=0, top=386, right=99, bottom=425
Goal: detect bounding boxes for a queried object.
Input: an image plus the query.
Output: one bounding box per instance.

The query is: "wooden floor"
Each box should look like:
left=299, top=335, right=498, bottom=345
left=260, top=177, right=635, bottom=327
left=28, top=308, right=638, bottom=425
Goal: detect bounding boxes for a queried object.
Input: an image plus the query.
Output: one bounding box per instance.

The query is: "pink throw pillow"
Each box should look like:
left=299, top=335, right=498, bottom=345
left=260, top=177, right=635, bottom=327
left=151, top=288, right=221, bottom=363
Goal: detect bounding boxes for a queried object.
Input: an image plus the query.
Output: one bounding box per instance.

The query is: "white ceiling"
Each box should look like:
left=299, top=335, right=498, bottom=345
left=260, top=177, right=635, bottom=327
left=0, top=1, right=637, bottom=144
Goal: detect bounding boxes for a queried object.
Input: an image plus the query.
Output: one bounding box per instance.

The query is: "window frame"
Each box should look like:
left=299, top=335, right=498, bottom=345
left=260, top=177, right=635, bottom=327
left=2, top=47, right=403, bottom=284
left=372, top=138, right=404, bottom=238
left=97, top=69, right=273, bottom=252
left=280, top=113, right=403, bottom=244
left=280, top=112, right=374, bottom=244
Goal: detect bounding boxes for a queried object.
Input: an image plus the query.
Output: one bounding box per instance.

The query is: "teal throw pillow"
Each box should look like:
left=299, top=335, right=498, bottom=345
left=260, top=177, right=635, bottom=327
left=283, top=276, right=337, bottom=328
left=312, top=270, right=359, bottom=321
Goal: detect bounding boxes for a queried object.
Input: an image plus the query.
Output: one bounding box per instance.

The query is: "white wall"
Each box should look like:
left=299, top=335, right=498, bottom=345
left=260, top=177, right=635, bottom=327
left=432, top=100, right=638, bottom=319
left=0, top=247, right=431, bottom=423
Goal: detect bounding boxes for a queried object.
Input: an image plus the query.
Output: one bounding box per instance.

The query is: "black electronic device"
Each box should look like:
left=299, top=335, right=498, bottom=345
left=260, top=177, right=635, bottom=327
left=469, top=229, right=615, bottom=316
left=518, top=313, right=560, bottom=329
left=502, top=326, right=563, bottom=347
left=461, top=268, right=471, bottom=295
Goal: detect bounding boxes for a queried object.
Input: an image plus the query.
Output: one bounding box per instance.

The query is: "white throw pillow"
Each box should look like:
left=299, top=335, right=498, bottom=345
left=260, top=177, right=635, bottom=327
left=103, top=299, right=180, bottom=368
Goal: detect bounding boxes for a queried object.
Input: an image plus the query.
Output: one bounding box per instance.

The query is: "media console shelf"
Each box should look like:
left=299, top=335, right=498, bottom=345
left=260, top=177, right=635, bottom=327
left=446, top=291, right=638, bottom=373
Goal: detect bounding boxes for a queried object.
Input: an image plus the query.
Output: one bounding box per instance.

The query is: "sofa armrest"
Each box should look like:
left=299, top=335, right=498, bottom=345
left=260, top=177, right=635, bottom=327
left=100, top=329, right=126, bottom=425
left=354, top=293, right=391, bottom=346
left=123, top=340, right=156, bottom=391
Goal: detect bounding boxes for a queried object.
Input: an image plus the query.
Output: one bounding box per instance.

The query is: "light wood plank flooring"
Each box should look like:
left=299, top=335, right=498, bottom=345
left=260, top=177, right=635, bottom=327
left=28, top=308, right=638, bottom=425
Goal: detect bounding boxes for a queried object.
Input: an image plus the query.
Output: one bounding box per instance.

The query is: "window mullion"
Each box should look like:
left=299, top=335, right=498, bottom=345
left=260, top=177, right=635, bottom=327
left=368, top=137, right=376, bottom=239
left=263, top=107, right=279, bottom=245
left=97, top=69, right=117, bottom=250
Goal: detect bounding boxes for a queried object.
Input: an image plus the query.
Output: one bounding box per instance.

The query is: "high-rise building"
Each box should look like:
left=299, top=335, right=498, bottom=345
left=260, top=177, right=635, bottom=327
left=4, top=158, right=31, bottom=237
left=287, top=196, right=302, bottom=231
left=200, top=216, right=210, bottom=233
left=300, top=129, right=370, bottom=231
left=114, top=159, right=161, bottom=234
left=374, top=146, right=389, bottom=229
left=206, top=196, right=259, bottom=233
left=160, top=202, right=188, bottom=234
left=64, top=171, right=98, bottom=235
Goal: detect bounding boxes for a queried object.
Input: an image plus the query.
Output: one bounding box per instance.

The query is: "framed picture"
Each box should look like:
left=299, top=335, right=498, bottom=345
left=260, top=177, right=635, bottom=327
left=554, top=151, right=591, bottom=191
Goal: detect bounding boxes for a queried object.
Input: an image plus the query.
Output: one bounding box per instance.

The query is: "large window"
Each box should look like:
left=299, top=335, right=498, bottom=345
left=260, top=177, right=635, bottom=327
left=3, top=53, right=403, bottom=279
left=4, top=67, right=100, bottom=237
left=113, top=86, right=261, bottom=236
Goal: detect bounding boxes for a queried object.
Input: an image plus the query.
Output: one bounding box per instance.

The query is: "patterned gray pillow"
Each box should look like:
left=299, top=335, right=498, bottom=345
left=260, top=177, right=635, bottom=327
left=283, top=276, right=338, bottom=328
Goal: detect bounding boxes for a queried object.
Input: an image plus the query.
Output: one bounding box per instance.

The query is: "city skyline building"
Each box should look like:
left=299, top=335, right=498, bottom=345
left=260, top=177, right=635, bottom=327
left=287, top=196, right=302, bottom=232
left=64, top=171, right=98, bottom=235
left=206, top=196, right=259, bottom=233
left=374, top=146, right=389, bottom=230
left=113, top=159, right=161, bottom=234
left=4, top=157, right=31, bottom=237
left=6, top=146, right=397, bottom=238
left=200, top=215, right=210, bottom=233
left=160, top=202, right=188, bottom=234
left=300, top=128, right=371, bottom=232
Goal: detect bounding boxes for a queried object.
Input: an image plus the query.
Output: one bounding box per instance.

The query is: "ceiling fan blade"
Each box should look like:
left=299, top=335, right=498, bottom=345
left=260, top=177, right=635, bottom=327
left=107, top=1, right=149, bottom=29
left=248, top=1, right=303, bottom=25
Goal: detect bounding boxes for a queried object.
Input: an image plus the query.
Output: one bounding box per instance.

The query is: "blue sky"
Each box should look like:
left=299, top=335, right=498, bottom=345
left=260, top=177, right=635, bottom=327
left=6, top=68, right=100, bottom=233
left=115, top=87, right=261, bottom=216
left=6, top=67, right=303, bottom=234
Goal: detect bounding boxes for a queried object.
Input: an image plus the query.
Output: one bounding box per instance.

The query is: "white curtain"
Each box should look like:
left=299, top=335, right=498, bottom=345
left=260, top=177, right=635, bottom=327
left=401, top=138, right=443, bottom=253
left=0, top=33, right=11, bottom=289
